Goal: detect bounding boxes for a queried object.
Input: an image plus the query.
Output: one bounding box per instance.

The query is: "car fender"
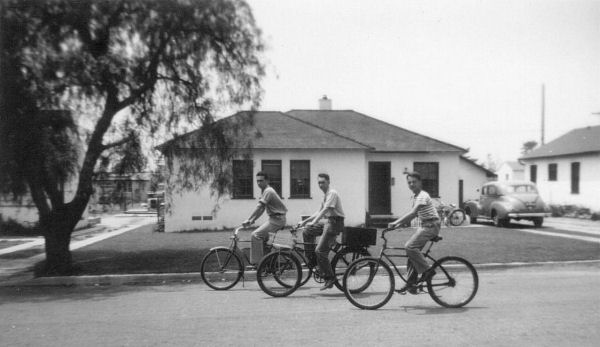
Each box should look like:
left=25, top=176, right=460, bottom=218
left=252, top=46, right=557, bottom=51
left=464, top=200, right=481, bottom=217
left=490, top=202, right=509, bottom=219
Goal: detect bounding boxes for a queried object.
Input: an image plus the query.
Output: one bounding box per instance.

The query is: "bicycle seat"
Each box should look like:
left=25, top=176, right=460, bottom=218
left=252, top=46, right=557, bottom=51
left=431, top=236, right=443, bottom=243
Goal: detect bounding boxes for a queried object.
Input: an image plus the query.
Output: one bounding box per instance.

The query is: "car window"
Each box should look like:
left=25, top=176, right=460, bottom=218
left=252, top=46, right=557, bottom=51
left=488, top=186, right=497, bottom=195
left=505, top=184, right=538, bottom=194
left=481, top=187, right=487, bottom=195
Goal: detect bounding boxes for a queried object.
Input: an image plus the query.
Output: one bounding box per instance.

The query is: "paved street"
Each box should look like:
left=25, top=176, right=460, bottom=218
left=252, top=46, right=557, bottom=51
left=1, top=263, right=598, bottom=347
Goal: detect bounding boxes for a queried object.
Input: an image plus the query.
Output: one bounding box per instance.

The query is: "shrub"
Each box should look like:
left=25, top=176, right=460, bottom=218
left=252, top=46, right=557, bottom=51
left=549, top=204, right=564, bottom=217
left=0, top=216, right=41, bottom=236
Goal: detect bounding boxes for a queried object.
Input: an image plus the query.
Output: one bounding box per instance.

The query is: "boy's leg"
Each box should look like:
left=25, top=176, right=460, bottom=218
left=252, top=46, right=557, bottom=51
left=404, top=224, right=439, bottom=274
left=250, top=221, right=274, bottom=265
left=302, top=223, right=324, bottom=266
left=315, top=218, right=343, bottom=280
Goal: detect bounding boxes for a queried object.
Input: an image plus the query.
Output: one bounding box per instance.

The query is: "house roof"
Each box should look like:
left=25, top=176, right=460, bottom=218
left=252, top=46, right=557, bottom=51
left=460, top=156, right=497, bottom=177
left=504, top=161, right=525, bottom=171
left=286, top=110, right=466, bottom=153
left=158, top=111, right=371, bottom=151
left=520, top=125, right=600, bottom=160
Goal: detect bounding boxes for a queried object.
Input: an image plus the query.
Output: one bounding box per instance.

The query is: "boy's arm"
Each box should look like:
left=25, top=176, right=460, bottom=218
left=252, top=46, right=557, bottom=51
left=244, top=203, right=265, bottom=226
left=388, top=204, right=420, bottom=229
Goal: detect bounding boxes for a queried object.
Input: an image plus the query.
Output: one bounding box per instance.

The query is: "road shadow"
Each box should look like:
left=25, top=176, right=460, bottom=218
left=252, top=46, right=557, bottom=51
left=392, top=304, right=488, bottom=315
left=0, top=281, right=200, bottom=305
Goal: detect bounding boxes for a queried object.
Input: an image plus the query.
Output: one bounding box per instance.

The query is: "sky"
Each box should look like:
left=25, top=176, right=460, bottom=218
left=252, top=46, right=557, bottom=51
left=244, top=0, right=600, bottom=165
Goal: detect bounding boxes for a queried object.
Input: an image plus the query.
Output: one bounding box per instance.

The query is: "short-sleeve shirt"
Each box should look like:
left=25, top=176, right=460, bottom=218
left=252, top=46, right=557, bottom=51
left=259, top=186, right=287, bottom=216
left=321, top=188, right=345, bottom=218
left=411, top=190, right=439, bottom=221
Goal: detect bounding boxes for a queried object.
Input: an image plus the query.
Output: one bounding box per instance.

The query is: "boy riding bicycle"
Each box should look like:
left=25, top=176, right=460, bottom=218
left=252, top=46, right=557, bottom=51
left=388, top=171, right=440, bottom=294
left=243, top=171, right=287, bottom=269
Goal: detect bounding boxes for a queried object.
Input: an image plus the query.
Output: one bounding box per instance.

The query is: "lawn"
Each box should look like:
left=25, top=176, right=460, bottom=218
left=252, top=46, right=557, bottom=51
left=42, top=223, right=600, bottom=276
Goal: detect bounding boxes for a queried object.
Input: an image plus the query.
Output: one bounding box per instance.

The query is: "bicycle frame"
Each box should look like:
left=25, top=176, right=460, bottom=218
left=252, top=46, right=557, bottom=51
left=377, top=227, right=440, bottom=286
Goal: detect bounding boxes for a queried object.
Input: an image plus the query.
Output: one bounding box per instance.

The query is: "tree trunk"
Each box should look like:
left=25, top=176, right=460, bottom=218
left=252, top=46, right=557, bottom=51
left=40, top=212, right=78, bottom=276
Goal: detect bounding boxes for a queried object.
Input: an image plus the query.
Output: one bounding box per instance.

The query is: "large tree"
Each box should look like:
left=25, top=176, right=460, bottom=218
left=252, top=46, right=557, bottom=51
left=0, top=0, right=264, bottom=275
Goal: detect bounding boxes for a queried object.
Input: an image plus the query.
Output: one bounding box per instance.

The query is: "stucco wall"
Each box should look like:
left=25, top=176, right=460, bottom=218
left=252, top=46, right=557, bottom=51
left=458, top=159, right=494, bottom=204
left=497, top=163, right=525, bottom=181
left=522, top=154, right=600, bottom=210
left=165, top=149, right=369, bottom=231
left=366, top=152, right=460, bottom=216
left=0, top=179, right=84, bottom=225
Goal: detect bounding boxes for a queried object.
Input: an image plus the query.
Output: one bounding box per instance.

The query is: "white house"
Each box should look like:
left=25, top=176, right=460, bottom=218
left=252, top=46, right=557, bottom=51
left=160, top=102, right=494, bottom=231
left=520, top=125, right=600, bottom=211
left=496, top=161, right=525, bottom=182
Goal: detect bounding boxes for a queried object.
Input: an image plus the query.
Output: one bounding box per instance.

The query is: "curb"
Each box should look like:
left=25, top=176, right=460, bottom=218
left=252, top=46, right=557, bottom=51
left=2, top=259, right=599, bottom=288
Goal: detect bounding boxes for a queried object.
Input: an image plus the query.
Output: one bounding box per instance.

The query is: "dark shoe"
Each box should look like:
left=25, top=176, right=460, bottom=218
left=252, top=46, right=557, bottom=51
left=320, top=278, right=335, bottom=291
left=397, top=283, right=418, bottom=295
left=418, top=269, right=436, bottom=283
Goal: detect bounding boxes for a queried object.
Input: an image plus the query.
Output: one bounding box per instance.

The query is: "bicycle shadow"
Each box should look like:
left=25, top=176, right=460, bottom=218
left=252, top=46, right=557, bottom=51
left=393, top=304, right=488, bottom=315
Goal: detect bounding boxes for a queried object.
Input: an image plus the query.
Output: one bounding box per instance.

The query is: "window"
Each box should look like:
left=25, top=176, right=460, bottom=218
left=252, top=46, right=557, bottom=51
left=262, top=160, right=282, bottom=197
left=488, top=186, right=497, bottom=195
left=290, top=160, right=310, bottom=198
left=530, top=165, right=537, bottom=183
left=413, top=162, right=439, bottom=198
left=571, top=162, right=580, bottom=194
left=548, top=163, right=557, bottom=181
left=232, top=160, right=253, bottom=199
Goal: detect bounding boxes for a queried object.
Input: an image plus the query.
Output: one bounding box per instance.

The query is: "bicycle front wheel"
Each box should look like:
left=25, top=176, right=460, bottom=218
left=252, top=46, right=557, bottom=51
left=427, top=256, right=479, bottom=308
left=292, top=248, right=313, bottom=287
left=331, top=247, right=371, bottom=291
left=200, top=248, right=243, bottom=290
left=448, top=209, right=466, bottom=226
left=257, top=251, right=302, bottom=297
left=343, top=257, right=394, bottom=310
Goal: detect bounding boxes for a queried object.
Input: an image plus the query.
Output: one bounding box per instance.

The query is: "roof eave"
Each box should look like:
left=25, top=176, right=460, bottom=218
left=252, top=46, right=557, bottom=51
left=520, top=150, right=600, bottom=161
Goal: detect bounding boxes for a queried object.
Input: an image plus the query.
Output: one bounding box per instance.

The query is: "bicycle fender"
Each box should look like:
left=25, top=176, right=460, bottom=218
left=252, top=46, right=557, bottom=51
left=272, top=243, right=292, bottom=250
left=209, top=246, right=232, bottom=252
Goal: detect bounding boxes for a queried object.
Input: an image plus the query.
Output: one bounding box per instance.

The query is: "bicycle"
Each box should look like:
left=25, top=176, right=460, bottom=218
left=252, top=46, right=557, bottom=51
left=342, top=226, right=479, bottom=310
left=199, top=225, right=298, bottom=290
left=434, top=198, right=466, bottom=227
left=256, top=224, right=375, bottom=297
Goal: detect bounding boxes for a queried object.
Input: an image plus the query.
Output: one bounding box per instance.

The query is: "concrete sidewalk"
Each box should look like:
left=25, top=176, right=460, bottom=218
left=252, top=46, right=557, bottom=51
left=544, top=217, right=600, bottom=235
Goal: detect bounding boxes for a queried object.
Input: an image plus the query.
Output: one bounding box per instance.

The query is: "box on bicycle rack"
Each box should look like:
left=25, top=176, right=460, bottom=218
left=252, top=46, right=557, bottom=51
left=342, top=227, right=377, bottom=249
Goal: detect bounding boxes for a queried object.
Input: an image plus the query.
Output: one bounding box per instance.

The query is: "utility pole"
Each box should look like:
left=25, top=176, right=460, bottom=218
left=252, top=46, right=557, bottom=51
left=541, top=84, right=545, bottom=145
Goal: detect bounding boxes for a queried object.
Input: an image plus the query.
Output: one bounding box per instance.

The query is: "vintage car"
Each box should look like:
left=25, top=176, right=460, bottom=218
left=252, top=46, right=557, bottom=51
left=464, top=181, right=551, bottom=227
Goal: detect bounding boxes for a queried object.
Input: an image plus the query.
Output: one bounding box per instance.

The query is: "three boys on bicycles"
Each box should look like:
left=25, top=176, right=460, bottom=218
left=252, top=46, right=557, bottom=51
left=243, top=170, right=440, bottom=294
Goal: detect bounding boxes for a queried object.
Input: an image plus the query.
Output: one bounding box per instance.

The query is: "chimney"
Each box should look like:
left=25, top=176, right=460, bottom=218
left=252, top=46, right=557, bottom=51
left=319, top=95, right=332, bottom=110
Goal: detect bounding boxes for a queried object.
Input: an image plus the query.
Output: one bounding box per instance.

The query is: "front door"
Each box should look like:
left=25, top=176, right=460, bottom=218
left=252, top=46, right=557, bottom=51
left=369, top=162, right=391, bottom=215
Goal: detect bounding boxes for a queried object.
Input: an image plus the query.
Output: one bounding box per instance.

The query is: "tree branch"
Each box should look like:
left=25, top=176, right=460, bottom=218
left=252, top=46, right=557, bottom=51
left=101, top=134, right=135, bottom=151
left=117, top=32, right=172, bottom=109
left=27, top=181, right=51, bottom=218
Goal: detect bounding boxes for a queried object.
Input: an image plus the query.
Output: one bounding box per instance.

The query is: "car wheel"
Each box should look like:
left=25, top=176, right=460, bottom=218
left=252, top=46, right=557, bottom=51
left=533, top=218, right=544, bottom=228
left=492, top=212, right=507, bottom=228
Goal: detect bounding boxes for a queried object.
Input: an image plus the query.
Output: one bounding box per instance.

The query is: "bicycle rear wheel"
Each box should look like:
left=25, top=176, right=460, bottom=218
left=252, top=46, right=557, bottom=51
left=427, top=256, right=479, bottom=308
left=343, top=257, right=394, bottom=310
left=257, top=251, right=302, bottom=297
left=331, top=247, right=371, bottom=291
left=448, top=209, right=466, bottom=226
left=200, top=248, right=243, bottom=290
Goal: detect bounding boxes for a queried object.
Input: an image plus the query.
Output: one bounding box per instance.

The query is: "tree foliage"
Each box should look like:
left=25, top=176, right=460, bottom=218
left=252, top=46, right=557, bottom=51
left=0, top=0, right=264, bottom=274
left=521, top=140, right=538, bottom=155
